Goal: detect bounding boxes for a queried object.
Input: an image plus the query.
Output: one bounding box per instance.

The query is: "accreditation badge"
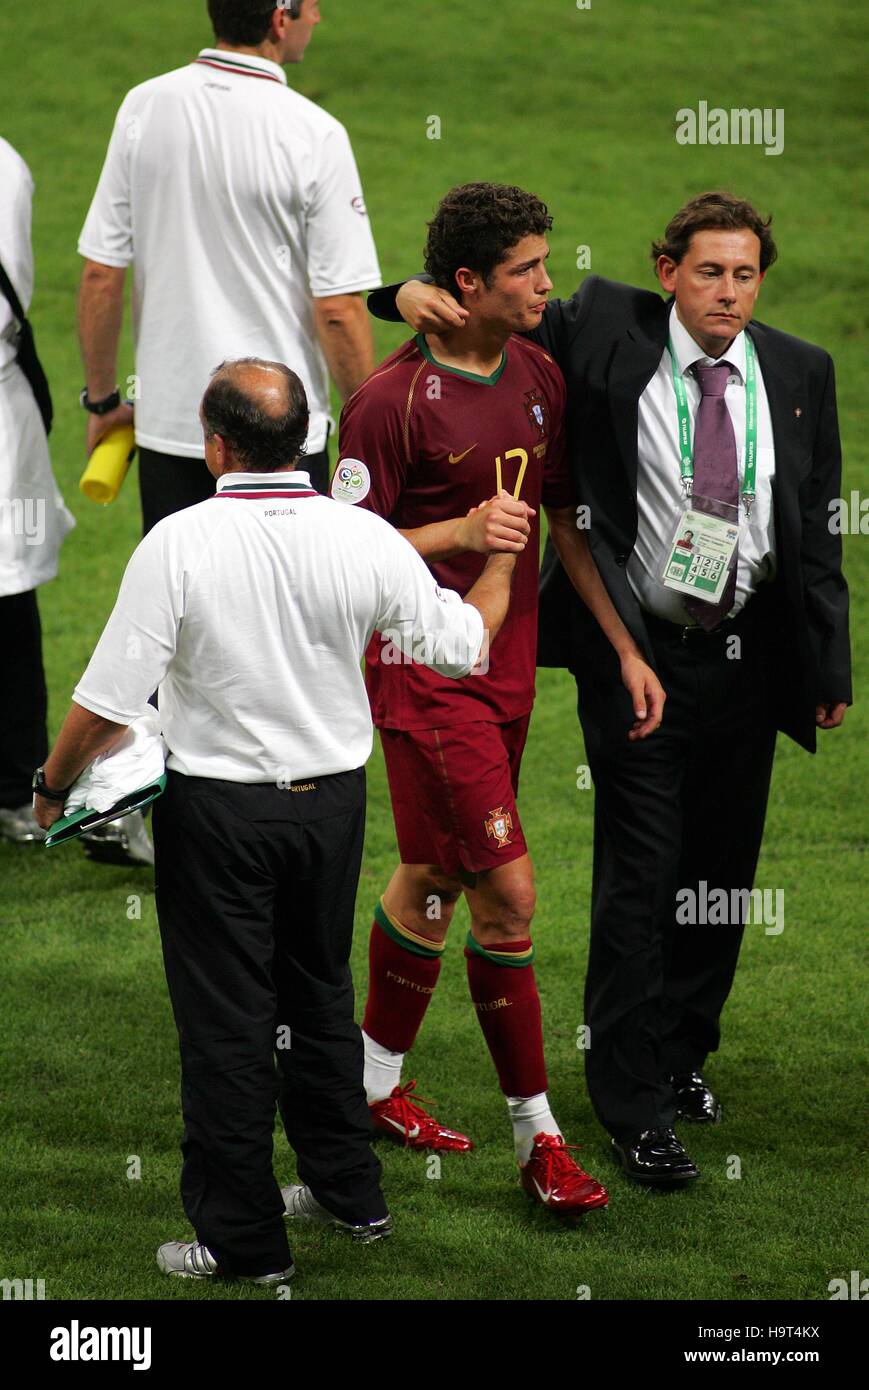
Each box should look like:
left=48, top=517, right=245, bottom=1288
left=661, top=497, right=739, bottom=605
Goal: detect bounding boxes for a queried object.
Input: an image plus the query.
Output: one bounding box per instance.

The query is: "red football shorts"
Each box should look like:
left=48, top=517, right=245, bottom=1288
left=379, top=715, right=531, bottom=877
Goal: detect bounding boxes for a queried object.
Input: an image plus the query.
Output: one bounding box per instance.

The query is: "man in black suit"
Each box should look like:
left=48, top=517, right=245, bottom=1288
left=368, top=190, right=851, bottom=1186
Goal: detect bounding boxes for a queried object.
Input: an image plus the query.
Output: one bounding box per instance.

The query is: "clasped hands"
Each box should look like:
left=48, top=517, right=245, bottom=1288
left=459, top=492, right=535, bottom=556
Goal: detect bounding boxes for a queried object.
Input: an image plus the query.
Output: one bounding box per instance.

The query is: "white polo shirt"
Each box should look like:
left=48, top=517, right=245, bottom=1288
left=0, top=138, right=34, bottom=377
left=73, top=472, right=484, bottom=783
left=0, top=137, right=75, bottom=596
left=78, top=48, right=382, bottom=458
left=629, top=304, right=777, bottom=623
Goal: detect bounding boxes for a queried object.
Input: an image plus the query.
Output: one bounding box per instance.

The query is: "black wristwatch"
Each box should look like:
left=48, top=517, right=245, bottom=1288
left=32, top=767, right=71, bottom=803
left=80, top=386, right=121, bottom=415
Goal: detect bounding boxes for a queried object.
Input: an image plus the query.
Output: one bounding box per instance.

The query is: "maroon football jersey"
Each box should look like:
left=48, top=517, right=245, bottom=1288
left=335, top=332, right=571, bottom=729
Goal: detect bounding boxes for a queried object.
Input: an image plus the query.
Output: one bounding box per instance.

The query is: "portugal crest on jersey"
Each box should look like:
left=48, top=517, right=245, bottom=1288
left=485, top=806, right=514, bottom=848
left=523, top=388, right=549, bottom=439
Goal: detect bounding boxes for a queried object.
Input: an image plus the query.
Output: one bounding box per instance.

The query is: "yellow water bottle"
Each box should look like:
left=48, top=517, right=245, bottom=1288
left=79, top=424, right=136, bottom=505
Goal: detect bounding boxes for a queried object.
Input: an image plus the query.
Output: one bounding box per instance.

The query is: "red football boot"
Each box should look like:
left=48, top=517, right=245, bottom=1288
left=369, top=1080, right=474, bottom=1152
left=520, top=1132, right=609, bottom=1213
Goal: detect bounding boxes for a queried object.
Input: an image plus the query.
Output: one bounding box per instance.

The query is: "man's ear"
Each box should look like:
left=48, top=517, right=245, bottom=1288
left=656, top=254, right=678, bottom=292
left=454, top=266, right=478, bottom=299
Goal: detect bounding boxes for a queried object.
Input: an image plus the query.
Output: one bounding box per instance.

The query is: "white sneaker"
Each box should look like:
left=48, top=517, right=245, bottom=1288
left=0, top=804, right=46, bottom=843
left=281, top=1184, right=392, bottom=1243
left=156, top=1239, right=293, bottom=1285
left=81, top=810, right=154, bottom=866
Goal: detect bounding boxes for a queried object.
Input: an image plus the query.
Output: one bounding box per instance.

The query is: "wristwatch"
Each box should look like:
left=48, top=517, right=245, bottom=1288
left=80, top=386, right=121, bottom=415
left=32, top=766, right=71, bottom=803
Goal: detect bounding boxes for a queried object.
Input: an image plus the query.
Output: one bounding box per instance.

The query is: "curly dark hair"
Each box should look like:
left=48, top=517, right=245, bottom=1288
left=424, top=183, right=553, bottom=298
left=202, top=358, right=309, bottom=471
left=651, top=191, right=778, bottom=272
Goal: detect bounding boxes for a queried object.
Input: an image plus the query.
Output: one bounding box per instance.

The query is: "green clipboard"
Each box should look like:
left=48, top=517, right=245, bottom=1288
left=43, top=774, right=167, bottom=848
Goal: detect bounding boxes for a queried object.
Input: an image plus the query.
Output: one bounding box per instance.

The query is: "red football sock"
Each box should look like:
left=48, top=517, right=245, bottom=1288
left=361, top=908, right=443, bottom=1054
left=465, top=936, right=548, bottom=1097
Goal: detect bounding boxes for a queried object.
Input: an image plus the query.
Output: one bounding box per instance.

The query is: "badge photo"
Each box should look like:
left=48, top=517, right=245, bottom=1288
left=331, top=458, right=371, bottom=504
left=661, top=500, right=739, bottom=604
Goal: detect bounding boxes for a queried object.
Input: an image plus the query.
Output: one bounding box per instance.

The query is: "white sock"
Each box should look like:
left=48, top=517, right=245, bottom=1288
left=362, top=1030, right=405, bottom=1103
left=506, top=1092, right=562, bottom=1164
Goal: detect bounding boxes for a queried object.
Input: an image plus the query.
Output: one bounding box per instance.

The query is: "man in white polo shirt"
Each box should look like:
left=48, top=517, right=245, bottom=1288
left=34, top=358, right=519, bottom=1285
left=77, top=0, right=380, bottom=527
left=0, top=136, right=75, bottom=844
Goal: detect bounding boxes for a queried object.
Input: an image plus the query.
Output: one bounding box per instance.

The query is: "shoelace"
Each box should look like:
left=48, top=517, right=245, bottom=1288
left=534, top=1135, right=595, bottom=1190
left=382, top=1079, right=440, bottom=1141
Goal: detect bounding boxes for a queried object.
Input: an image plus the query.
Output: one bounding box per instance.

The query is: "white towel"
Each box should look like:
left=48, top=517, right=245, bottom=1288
left=65, top=708, right=167, bottom=816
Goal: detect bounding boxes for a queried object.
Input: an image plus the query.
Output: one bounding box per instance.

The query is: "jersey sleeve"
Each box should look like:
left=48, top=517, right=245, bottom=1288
left=334, top=373, right=412, bottom=520
left=373, top=522, right=484, bottom=679
left=306, top=121, right=382, bottom=297
left=73, top=523, right=183, bottom=722
left=77, top=96, right=135, bottom=268
left=540, top=363, right=573, bottom=509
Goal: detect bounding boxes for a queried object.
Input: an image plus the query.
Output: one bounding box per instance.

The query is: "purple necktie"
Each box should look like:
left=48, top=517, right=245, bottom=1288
left=684, top=359, right=738, bottom=631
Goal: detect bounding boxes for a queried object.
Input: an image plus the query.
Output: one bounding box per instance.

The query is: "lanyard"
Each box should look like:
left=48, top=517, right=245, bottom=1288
left=667, top=334, right=758, bottom=515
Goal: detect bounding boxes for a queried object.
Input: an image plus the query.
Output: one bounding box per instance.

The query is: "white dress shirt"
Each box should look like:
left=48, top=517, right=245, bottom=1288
left=73, top=472, right=484, bottom=782
left=628, top=304, right=776, bottom=623
left=0, top=137, right=75, bottom=596
left=78, top=49, right=382, bottom=458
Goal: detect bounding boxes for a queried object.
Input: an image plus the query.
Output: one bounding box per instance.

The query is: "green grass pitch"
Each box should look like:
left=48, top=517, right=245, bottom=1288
left=0, top=0, right=866, bottom=1301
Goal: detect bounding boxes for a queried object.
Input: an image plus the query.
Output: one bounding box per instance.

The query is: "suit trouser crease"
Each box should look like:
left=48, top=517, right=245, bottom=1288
left=575, top=608, right=777, bottom=1140
left=153, top=768, right=384, bottom=1274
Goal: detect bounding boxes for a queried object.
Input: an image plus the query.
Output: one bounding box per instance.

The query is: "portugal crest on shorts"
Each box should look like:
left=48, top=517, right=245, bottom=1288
left=523, top=388, right=549, bottom=439
left=485, top=806, right=514, bottom=848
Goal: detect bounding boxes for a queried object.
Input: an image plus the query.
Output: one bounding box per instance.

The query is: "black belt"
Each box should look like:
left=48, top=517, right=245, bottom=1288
left=642, top=602, right=757, bottom=646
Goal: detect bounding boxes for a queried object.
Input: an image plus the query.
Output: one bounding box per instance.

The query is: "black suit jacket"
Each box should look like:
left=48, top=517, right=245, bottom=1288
left=524, top=276, right=850, bottom=754
left=368, top=275, right=851, bottom=754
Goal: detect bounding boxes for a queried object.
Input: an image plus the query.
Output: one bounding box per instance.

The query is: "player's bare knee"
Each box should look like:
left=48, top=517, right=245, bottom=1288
left=474, top=886, right=536, bottom=940
left=419, top=867, right=462, bottom=920
left=387, top=864, right=461, bottom=939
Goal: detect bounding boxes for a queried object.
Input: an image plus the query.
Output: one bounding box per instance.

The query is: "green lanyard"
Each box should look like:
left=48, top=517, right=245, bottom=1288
left=667, top=334, right=758, bottom=516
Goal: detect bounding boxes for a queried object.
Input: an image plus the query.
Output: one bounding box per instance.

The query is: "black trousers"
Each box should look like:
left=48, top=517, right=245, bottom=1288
left=138, top=445, right=331, bottom=535
left=0, top=589, right=48, bottom=807
left=152, top=767, right=385, bottom=1275
left=574, top=602, right=777, bottom=1141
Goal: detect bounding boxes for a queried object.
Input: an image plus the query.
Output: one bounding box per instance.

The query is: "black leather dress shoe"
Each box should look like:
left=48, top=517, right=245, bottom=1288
left=671, top=1071, right=722, bottom=1124
left=611, top=1128, right=700, bottom=1185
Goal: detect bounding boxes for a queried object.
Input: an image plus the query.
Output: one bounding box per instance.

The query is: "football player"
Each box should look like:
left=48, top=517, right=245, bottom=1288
left=334, top=183, right=664, bottom=1213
